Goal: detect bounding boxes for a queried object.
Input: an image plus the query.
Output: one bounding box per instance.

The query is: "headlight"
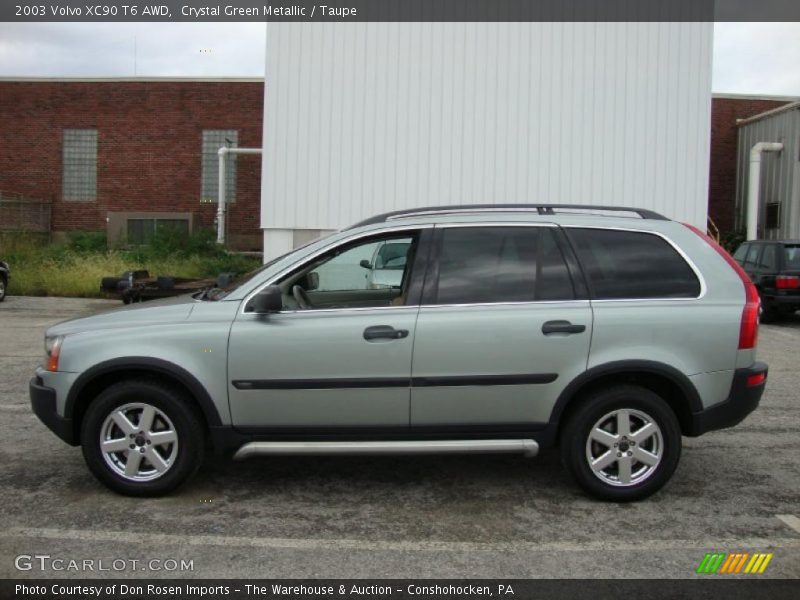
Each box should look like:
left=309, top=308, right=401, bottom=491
left=45, top=336, right=63, bottom=372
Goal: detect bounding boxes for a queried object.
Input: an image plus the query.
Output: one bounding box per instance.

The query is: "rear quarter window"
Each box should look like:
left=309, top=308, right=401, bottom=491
left=568, top=228, right=701, bottom=299
left=785, top=245, right=800, bottom=270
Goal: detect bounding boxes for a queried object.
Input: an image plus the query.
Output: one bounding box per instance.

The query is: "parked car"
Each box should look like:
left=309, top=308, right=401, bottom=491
left=360, top=239, right=412, bottom=289
left=30, top=205, right=767, bottom=501
left=733, top=240, right=800, bottom=322
left=0, top=260, right=9, bottom=302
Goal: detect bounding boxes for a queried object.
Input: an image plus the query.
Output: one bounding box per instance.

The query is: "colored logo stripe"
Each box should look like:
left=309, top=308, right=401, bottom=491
left=696, top=552, right=773, bottom=574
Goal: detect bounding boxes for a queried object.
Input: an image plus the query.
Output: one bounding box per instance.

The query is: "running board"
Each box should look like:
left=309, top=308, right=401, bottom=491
left=233, top=439, right=539, bottom=460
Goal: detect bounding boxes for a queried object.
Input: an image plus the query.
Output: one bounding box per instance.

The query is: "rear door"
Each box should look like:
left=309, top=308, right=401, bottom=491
left=410, top=224, right=592, bottom=427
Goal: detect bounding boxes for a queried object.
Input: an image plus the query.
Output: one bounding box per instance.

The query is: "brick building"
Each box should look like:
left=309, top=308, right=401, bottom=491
left=708, top=94, right=797, bottom=235
left=0, top=78, right=264, bottom=250
left=0, top=79, right=797, bottom=248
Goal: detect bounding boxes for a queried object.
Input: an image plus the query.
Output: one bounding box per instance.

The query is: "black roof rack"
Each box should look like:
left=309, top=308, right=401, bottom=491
left=349, top=204, right=669, bottom=229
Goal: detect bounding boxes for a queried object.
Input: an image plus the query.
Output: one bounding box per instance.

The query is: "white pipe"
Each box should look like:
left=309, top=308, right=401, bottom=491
left=216, top=147, right=263, bottom=245
left=746, top=142, right=783, bottom=241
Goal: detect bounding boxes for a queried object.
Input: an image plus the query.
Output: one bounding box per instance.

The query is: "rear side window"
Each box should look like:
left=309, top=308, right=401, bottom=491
left=785, top=245, right=800, bottom=270
left=568, top=228, right=701, bottom=299
left=733, top=244, right=748, bottom=263
left=432, top=227, right=574, bottom=304
left=760, top=244, right=778, bottom=270
left=744, top=244, right=762, bottom=268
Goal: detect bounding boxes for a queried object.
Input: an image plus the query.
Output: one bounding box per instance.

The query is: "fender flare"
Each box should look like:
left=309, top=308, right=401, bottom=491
left=550, top=359, right=703, bottom=424
left=65, top=357, right=223, bottom=427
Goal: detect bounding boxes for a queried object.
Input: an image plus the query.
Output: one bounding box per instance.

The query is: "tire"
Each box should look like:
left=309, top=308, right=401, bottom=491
left=0, top=275, right=6, bottom=301
left=560, top=384, right=682, bottom=502
left=80, top=379, right=205, bottom=496
left=100, top=277, right=121, bottom=292
left=759, top=292, right=780, bottom=323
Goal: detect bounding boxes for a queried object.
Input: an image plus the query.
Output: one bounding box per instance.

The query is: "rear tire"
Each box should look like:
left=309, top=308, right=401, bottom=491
left=560, top=385, right=681, bottom=502
left=0, top=275, right=6, bottom=301
left=80, top=379, right=204, bottom=496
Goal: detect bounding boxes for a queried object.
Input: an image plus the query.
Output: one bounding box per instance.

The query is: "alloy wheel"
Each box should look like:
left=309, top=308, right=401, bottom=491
left=99, top=403, right=179, bottom=482
left=585, top=408, right=663, bottom=487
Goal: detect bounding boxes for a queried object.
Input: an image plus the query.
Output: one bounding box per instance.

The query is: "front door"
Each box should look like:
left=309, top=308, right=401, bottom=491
left=410, top=224, right=592, bottom=427
left=228, top=229, right=426, bottom=429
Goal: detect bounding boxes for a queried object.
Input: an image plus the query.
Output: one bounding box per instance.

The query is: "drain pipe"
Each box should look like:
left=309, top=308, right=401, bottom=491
left=746, top=142, right=783, bottom=241
left=217, top=147, right=263, bottom=245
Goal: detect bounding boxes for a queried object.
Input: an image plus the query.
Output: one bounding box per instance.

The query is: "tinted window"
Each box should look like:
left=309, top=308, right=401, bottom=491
left=745, top=244, right=762, bottom=268
left=732, top=244, right=748, bottom=263
left=760, top=244, right=777, bottom=270
left=568, top=228, right=700, bottom=299
left=433, top=227, right=573, bottom=304
left=785, top=245, right=800, bottom=270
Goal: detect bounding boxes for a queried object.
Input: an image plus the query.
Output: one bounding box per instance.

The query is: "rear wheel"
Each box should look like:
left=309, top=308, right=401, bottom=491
left=80, top=380, right=204, bottom=496
left=560, top=385, right=681, bottom=501
left=0, top=275, right=6, bottom=301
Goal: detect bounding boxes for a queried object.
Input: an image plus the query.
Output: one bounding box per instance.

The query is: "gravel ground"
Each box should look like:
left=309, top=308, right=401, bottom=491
left=0, top=295, right=798, bottom=579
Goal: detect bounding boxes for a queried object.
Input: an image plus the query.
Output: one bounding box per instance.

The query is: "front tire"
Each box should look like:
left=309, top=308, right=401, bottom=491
left=80, top=379, right=204, bottom=496
left=560, top=385, right=681, bottom=502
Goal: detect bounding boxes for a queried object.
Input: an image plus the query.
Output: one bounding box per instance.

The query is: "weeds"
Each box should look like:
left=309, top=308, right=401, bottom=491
left=0, top=229, right=261, bottom=298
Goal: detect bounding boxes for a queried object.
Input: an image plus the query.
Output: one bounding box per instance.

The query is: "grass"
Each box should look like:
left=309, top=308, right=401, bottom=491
left=0, top=229, right=261, bottom=298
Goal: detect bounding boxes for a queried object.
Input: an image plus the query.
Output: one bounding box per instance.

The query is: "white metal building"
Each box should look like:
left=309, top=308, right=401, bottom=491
left=260, top=22, right=713, bottom=259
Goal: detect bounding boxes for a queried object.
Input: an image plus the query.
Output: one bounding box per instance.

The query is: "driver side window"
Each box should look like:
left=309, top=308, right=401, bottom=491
left=281, top=233, right=418, bottom=310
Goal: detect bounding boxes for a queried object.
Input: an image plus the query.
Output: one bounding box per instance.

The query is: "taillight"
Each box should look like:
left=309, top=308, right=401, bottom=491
left=683, top=224, right=759, bottom=350
left=776, top=275, right=800, bottom=289
left=739, top=281, right=760, bottom=349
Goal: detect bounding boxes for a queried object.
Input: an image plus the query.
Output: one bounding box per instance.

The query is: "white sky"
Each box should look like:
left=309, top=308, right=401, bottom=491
left=0, top=22, right=798, bottom=96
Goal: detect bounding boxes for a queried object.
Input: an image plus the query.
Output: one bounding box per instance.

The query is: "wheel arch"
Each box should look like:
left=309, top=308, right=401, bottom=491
left=552, top=360, right=702, bottom=438
left=65, top=357, right=223, bottom=442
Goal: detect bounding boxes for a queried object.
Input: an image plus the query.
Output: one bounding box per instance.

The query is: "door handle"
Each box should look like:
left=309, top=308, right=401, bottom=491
left=542, top=320, right=586, bottom=335
left=363, top=325, right=409, bottom=341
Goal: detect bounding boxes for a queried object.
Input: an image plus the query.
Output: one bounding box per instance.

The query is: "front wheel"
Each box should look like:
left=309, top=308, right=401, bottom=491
left=560, top=385, right=682, bottom=501
left=80, top=380, right=204, bottom=496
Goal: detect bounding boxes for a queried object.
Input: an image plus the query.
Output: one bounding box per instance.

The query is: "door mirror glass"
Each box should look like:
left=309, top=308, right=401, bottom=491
left=248, top=285, right=283, bottom=313
left=359, top=259, right=373, bottom=270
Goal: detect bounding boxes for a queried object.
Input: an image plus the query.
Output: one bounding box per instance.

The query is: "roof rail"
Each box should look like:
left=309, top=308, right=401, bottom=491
left=349, top=204, right=669, bottom=228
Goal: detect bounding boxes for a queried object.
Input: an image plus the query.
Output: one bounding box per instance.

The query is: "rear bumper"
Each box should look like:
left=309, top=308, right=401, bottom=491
left=766, top=294, right=800, bottom=307
left=687, top=362, right=767, bottom=436
left=30, top=376, right=77, bottom=445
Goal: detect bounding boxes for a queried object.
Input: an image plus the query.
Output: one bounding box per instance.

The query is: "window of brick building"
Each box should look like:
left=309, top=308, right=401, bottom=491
left=62, top=129, right=97, bottom=201
left=201, top=130, right=237, bottom=203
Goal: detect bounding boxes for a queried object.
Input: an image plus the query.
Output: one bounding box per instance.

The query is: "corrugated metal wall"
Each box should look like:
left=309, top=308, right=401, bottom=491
left=735, top=107, right=800, bottom=239
left=261, top=22, right=712, bottom=236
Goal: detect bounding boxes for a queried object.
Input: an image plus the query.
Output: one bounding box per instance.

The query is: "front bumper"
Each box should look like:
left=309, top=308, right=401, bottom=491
left=30, top=376, right=77, bottom=445
left=687, top=362, right=768, bottom=436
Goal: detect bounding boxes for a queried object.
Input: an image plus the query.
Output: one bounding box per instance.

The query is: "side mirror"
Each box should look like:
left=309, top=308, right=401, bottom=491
left=359, top=259, right=373, bottom=270
left=248, top=285, right=283, bottom=313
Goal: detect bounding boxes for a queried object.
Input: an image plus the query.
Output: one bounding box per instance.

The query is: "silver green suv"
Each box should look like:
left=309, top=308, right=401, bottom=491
left=30, top=205, right=768, bottom=501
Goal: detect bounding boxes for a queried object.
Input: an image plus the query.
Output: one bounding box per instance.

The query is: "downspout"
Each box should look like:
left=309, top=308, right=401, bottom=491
left=746, top=142, right=783, bottom=241
left=217, top=147, right=263, bottom=245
